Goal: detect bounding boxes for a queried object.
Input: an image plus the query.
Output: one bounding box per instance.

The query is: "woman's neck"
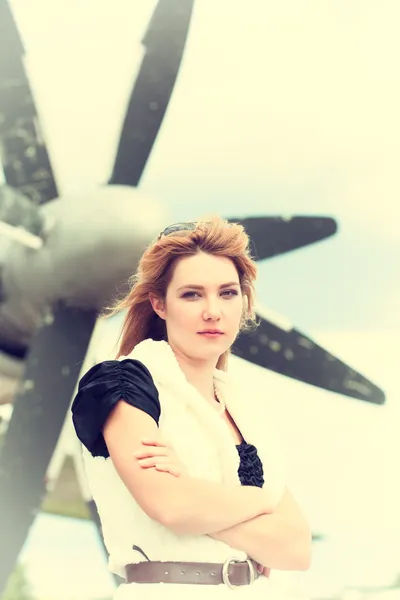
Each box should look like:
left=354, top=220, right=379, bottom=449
left=171, top=346, right=217, bottom=402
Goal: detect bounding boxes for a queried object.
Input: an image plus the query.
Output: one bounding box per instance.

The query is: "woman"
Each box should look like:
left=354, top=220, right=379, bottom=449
left=71, top=216, right=311, bottom=599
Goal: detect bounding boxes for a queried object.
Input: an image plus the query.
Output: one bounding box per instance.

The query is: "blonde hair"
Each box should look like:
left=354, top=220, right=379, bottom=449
left=103, top=215, right=259, bottom=370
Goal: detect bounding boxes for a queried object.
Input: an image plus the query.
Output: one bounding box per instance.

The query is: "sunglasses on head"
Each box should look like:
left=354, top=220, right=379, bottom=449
left=157, top=221, right=198, bottom=240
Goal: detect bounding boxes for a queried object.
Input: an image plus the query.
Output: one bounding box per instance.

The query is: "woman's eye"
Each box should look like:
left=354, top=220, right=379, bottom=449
left=182, top=290, right=238, bottom=299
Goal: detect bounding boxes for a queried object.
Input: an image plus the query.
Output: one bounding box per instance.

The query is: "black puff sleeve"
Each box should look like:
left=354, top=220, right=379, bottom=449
left=71, top=359, right=161, bottom=458
left=236, top=442, right=265, bottom=488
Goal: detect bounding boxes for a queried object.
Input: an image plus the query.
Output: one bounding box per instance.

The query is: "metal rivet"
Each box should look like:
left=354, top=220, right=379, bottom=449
left=165, top=571, right=169, bottom=575
left=211, top=572, right=216, bottom=576
left=269, top=340, right=281, bottom=352
left=181, top=571, right=185, bottom=575
left=196, top=571, right=200, bottom=576
left=284, top=348, right=294, bottom=360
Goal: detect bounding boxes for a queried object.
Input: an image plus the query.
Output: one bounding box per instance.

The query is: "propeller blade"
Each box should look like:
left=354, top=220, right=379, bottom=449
left=0, top=0, right=58, bottom=204
left=228, top=215, right=337, bottom=261
left=232, top=307, right=385, bottom=405
left=0, top=304, right=97, bottom=594
left=109, top=0, right=195, bottom=186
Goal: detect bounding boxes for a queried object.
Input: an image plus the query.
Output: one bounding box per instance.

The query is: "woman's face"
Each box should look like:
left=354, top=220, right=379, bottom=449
left=151, top=252, right=244, bottom=364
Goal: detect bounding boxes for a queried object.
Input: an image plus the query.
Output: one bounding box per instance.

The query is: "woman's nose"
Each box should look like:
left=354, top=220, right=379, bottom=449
left=202, top=299, right=221, bottom=320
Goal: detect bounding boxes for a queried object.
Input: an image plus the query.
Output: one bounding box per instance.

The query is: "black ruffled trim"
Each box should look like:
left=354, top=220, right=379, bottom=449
left=236, top=442, right=265, bottom=488
left=71, top=359, right=161, bottom=458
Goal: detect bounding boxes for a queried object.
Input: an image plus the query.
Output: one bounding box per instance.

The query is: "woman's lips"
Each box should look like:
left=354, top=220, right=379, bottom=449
left=198, top=332, right=224, bottom=338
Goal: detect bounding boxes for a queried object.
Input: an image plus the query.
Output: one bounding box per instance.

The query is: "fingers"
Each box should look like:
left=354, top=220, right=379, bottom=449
left=136, top=456, right=171, bottom=468
left=155, top=464, right=180, bottom=477
left=140, top=438, right=171, bottom=448
left=133, top=447, right=168, bottom=459
left=137, top=457, right=181, bottom=477
left=133, top=439, right=185, bottom=479
left=136, top=454, right=182, bottom=477
left=133, top=439, right=171, bottom=458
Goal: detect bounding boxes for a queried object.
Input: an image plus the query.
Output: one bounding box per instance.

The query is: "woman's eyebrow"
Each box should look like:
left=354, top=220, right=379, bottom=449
left=177, top=282, right=240, bottom=291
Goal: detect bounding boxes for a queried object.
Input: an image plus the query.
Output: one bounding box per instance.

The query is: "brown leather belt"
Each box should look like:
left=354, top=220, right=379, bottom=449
left=126, top=557, right=260, bottom=588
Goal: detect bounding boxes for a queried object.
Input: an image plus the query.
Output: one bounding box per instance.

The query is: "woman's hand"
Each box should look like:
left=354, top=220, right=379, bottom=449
left=134, top=440, right=271, bottom=576
left=133, top=438, right=189, bottom=478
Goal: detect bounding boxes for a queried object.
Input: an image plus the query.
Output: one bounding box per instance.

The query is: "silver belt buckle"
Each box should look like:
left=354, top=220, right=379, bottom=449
left=222, top=557, right=256, bottom=590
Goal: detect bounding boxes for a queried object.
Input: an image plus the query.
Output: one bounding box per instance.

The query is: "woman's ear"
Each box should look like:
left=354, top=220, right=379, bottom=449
left=149, top=293, right=166, bottom=320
